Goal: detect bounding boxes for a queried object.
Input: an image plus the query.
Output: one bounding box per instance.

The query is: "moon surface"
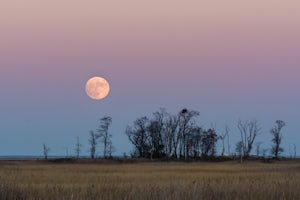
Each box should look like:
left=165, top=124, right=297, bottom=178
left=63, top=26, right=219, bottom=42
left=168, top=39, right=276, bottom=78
left=85, top=77, right=110, bottom=100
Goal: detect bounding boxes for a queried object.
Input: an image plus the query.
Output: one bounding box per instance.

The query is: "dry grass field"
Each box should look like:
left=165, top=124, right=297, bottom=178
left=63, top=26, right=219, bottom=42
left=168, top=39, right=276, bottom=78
left=0, top=160, right=299, bottom=200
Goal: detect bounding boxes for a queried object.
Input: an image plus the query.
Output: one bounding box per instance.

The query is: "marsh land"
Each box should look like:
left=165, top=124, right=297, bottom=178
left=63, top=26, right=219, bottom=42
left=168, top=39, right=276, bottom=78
left=0, top=159, right=299, bottom=199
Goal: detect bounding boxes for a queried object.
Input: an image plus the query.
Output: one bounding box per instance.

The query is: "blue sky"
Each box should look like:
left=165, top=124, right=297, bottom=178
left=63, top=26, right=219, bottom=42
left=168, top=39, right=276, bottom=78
left=0, top=0, right=299, bottom=157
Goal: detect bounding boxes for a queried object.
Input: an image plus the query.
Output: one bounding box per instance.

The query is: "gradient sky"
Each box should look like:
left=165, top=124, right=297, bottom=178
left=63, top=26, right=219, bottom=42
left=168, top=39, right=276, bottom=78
left=0, top=0, right=299, bottom=157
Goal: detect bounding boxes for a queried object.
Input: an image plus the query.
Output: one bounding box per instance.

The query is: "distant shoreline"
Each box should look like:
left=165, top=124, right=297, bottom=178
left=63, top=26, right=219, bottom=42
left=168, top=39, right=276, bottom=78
left=0, top=156, right=299, bottom=165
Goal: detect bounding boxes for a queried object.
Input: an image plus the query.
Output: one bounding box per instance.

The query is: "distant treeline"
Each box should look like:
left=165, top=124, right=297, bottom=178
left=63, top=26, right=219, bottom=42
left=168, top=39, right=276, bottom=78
left=125, top=108, right=289, bottom=161
left=42, top=108, right=293, bottom=161
left=126, top=108, right=217, bottom=159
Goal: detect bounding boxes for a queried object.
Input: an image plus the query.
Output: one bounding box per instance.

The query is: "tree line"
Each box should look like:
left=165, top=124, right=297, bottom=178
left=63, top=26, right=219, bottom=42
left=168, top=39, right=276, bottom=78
left=125, top=108, right=288, bottom=161
left=43, top=108, right=293, bottom=161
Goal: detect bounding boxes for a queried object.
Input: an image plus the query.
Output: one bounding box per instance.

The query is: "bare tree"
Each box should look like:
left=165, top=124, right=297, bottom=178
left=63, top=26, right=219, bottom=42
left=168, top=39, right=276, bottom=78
left=201, top=128, right=218, bottom=157
left=126, top=116, right=149, bottom=158
left=219, top=126, right=229, bottom=156
left=147, top=108, right=167, bottom=159
left=235, top=141, right=243, bottom=163
left=293, top=144, right=297, bottom=159
left=107, top=140, right=115, bottom=158
left=89, top=130, right=98, bottom=159
left=178, top=108, right=200, bottom=159
left=270, top=120, right=286, bottom=159
left=97, top=116, right=112, bottom=159
left=237, top=119, right=261, bottom=158
left=75, top=136, right=82, bottom=159
left=164, top=113, right=178, bottom=158
left=188, top=126, right=203, bottom=158
left=43, top=143, right=50, bottom=159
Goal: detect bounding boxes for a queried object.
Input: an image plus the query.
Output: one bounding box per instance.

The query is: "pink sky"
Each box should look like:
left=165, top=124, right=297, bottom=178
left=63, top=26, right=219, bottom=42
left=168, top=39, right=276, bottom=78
left=0, top=0, right=299, bottom=156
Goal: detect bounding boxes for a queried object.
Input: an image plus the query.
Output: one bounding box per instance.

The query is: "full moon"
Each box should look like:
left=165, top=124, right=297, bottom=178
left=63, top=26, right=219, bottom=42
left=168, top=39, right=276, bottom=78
left=85, top=77, right=110, bottom=100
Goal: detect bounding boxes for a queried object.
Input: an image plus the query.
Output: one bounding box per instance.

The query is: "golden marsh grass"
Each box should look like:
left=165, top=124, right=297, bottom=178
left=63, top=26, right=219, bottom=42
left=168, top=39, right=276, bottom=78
left=0, top=160, right=299, bottom=199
